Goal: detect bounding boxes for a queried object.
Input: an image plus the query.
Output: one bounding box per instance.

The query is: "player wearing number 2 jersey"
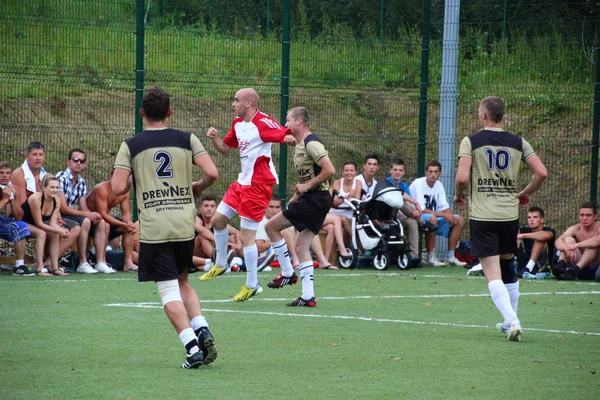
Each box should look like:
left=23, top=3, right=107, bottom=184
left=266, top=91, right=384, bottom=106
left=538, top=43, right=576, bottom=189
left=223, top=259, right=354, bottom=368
left=455, top=96, right=547, bottom=342
left=112, top=87, right=220, bottom=369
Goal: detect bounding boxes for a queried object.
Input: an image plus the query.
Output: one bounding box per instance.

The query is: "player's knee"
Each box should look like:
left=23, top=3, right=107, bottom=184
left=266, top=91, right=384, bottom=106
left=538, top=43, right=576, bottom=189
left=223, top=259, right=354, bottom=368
left=500, top=258, right=517, bottom=284
left=156, top=279, right=182, bottom=306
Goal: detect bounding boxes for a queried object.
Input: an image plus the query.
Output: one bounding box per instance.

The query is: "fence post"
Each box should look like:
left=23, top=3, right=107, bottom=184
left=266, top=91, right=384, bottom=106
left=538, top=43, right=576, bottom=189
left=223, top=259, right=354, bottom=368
left=591, top=10, right=600, bottom=204
left=379, top=0, right=385, bottom=42
left=279, top=0, right=291, bottom=200
left=418, top=0, right=431, bottom=175
left=133, top=0, right=145, bottom=220
left=267, top=0, right=271, bottom=34
left=502, top=0, right=508, bottom=38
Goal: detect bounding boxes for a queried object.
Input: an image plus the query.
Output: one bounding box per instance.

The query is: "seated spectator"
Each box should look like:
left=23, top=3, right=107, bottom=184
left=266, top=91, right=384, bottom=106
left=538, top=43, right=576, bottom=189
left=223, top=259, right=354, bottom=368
left=11, top=141, right=47, bottom=201
left=553, top=202, right=600, bottom=281
left=86, top=172, right=137, bottom=272
left=384, top=158, right=423, bottom=265
left=355, top=153, right=380, bottom=201
left=515, top=206, right=556, bottom=279
left=20, top=175, right=72, bottom=276
left=409, top=160, right=466, bottom=267
left=56, top=148, right=112, bottom=274
left=0, top=162, right=34, bottom=276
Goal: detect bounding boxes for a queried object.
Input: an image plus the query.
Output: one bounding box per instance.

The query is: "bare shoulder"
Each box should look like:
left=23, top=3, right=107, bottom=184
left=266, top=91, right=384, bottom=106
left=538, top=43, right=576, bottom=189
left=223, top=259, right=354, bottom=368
left=11, top=168, right=24, bottom=182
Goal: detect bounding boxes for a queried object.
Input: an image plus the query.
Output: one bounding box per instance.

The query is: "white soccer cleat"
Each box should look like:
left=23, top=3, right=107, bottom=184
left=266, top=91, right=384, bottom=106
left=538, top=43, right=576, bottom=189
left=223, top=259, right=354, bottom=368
left=507, top=321, right=522, bottom=342
left=467, top=263, right=483, bottom=276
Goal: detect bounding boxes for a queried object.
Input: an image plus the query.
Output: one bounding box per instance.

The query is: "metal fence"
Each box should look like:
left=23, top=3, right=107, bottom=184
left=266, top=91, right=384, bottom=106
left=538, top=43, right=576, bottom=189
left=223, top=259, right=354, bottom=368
left=1, top=0, right=598, bottom=237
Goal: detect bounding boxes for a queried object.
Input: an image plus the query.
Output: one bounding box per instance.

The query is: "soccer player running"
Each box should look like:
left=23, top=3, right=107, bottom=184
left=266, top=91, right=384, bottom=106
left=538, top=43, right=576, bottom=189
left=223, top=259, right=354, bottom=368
left=455, top=96, right=547, bottom=342
left=265, top=107, right=335, bottom=307
left=199, top=88, right=296, bottom=302
left=111, top=87, right=219, bottom=369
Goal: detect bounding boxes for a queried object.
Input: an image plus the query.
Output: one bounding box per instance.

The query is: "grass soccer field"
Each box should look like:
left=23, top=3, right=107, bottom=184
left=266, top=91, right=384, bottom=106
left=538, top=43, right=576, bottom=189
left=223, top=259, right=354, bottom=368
left=1, top=266, right=599, bottom=399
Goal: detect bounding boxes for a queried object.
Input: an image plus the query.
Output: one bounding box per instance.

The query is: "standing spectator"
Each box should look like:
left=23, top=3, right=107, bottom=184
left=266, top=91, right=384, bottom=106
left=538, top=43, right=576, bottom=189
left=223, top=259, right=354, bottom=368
left=20, top=175, right=72, bottom=276
left=199, top=87, right=296, bottom=303
left=0, top=162, right=34, bottom=276
left=85, top=173, right=136, bottom=273
left=265, top=106, right=335, bottom=307
left=355, top=153, right=380, bottom=201
left=11, top=142, right=47, bottom=201
left=455, top=96, right=547, bottom=341
left=553, top=202, right=600, bottom=281
left=410, top=160, right=467, bottom=267
left=56, top=148, right=112, bottom=274
left=112, top=87, right=219, bottom=369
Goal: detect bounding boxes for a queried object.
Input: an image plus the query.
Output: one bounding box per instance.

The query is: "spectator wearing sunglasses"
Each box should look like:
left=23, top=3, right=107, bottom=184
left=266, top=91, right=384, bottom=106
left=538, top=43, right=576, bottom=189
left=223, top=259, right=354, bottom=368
left=55, top=149, right=114, bottom=274
left=11, top=142, right=47, bottom=201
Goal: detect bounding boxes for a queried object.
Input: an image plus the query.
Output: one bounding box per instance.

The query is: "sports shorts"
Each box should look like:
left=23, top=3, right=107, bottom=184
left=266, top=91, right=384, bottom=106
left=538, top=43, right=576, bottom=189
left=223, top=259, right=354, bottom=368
left=419, top=214, right=461, bottom=238
left=283, top=191, right=332, bottom=234
left=469, top=219, right=519, bottom=257
left=222, top=181, right=272, bottom=222
left=138, top=239, right=194, bottom=282
left=63, top=215, right=97, bottom=236
left=0, top=216, right=30, bottom=243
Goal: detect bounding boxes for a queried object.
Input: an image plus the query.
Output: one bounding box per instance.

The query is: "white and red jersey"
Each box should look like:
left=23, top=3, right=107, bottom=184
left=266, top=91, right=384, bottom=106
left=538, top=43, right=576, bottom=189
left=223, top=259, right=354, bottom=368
left=223, top=110, right=291, bottom=186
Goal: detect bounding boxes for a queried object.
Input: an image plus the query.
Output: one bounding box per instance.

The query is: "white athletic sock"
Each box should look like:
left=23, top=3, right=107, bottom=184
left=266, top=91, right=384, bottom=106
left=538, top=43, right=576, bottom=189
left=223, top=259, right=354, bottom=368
left=505, top=281, right=520, bottom=315
left=300, top=261, right=314, bottom=299
left=179, top=327, right=199, bottom=355
left=272, top=238, right=294, bottom=277
left=488, top=279, right=519, bottom=325
left=244, top=244, right=259, bottom=288
left=525, top=259, right=536, bottom=272
left=190, top=315, right=208, bottom=331
left=214, top=228, right=229, bottom=268
left=447, top=250, right=455, bottom=259
left=15, top=259, right=25, bottom=267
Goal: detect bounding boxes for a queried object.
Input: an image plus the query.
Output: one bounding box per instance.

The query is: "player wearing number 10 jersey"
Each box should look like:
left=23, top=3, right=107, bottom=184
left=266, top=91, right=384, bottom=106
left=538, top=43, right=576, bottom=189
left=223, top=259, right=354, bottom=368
left=112, top=87, right=220, bottom=369
left=455, top=96, right=547, bottom=342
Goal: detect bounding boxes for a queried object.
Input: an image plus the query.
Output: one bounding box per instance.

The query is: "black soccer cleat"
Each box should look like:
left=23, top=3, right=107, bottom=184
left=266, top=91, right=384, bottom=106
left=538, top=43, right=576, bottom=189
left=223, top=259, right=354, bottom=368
left=267, top=272, right=298, bottom=289
left=286, top=297, right=316, bottom=307
left=181, top=350, right=204, bottom=369
left=196, top=327, right=218, bottom=365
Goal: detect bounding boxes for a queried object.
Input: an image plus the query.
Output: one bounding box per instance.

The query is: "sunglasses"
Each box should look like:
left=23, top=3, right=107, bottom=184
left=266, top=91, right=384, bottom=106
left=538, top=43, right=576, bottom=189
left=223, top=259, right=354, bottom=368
left=70, top=158, right=86, bottom=163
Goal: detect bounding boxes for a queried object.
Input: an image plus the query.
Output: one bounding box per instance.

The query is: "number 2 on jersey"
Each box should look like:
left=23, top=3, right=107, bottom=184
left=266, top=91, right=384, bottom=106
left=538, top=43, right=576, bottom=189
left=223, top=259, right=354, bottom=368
left=154, top=151, right=173, bottom=178
left=484, top=148, right=510, bottom=172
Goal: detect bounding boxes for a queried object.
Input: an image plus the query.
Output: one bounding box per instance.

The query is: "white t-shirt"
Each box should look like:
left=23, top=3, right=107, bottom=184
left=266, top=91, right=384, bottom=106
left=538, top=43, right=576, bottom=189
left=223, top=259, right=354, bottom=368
left=355, top=174, right=377, bottom=200
left=409, top=177, right=449, bottom=213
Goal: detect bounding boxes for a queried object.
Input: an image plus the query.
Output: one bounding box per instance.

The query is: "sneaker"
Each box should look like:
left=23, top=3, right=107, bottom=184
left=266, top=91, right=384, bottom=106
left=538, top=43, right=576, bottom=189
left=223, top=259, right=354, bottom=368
left=199, top=264, right=228, bottom=281
left=267, top=272, right=298, bottom=289
left=496, top=322, right=510, bottom=333
left=426, top=256, right=445, bottom=267
left=286, top=297, right=317, bottom=307
left=95, top=262, right=116, bottom=274
left=521, top=271, right=536, bottom=280
left=12, top=265, right=35, bottom=277
left=551, top=259, right=567, bottom=277
left=507, top=321, right=522, bottom=342
left=262, top=266, right=272, bottom=272
left=233, top=284, right=263, bottom=302
left=0, top=264, right=15, bottom=272
left=196, top=327, right=218, bottom=365
left=257, top=253, right=276, bottom=272
left=446, top=256, right=467, bottom=267
left=467, top=263, right=484, bottom=276
left=181, top=350, right=204, bottom=369
left=419, top=221, right=439, bottom=232
left=76, top=262, right=98, bottom=274
left=558, top=266, right=578, bottom=281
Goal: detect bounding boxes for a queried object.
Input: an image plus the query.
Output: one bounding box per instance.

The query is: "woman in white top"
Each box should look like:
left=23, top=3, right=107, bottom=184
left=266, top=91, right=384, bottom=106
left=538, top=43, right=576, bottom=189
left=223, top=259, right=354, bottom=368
left=321, top=160, right=363, bottom=263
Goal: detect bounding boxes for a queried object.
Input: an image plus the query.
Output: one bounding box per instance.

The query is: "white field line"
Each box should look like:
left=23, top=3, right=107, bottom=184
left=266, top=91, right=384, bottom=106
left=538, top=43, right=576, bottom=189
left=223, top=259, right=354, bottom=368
left=102, top=303, right=600, bottom=337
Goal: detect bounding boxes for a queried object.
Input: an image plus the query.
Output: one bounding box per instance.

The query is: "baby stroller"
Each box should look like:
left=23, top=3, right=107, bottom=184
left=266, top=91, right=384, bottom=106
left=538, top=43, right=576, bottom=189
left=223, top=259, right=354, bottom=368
left=335, top=180, right=411, bottom=270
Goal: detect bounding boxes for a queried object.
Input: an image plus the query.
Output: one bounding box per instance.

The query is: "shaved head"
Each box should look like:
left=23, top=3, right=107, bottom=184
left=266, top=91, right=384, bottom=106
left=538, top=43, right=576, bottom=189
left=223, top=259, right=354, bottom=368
left=237, top=88, right=259, bottom=106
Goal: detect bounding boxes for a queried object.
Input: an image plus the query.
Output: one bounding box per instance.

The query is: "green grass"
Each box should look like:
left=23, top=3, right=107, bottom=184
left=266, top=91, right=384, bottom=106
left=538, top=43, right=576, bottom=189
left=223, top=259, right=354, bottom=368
left=1, top=266, right=599, bottom=399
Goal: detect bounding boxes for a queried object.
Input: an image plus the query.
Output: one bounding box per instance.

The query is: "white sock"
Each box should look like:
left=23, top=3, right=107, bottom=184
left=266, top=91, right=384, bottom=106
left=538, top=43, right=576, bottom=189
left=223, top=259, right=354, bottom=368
left=272, top=238, right=294, bottom=277
left=505, top=281, right=520, bottom=315
left=488, top=279, right=518, bottom=325
left=447, top=250, right=455, bottom=259
left=525, top=260, right=536, bottom=272
left=243, top=244, right=259, bottom=288
left=214, top=228, right=229, bottom=268
left=203, top=264, right=211, bottom=272
left=190, top=315, right=208, bottom=331
left=300, top=261, right=314, bottom=299
left=15, top=259, right=25, bottom=267
left=178, top=327, right=199, bottom=355
left=427, top=252, right=435, bottom=260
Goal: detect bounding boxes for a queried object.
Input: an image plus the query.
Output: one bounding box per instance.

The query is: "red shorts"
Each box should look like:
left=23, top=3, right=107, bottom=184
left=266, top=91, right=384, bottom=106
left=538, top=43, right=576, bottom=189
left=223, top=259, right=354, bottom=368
left=222, top=181, right=273, bottom=222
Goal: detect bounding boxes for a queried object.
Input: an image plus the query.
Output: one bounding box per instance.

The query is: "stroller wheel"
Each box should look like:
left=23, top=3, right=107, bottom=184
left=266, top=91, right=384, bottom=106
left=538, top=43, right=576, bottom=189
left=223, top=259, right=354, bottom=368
left=397, top=253, right=410, bottom=270
left=373, top=252, right=389, bottom=270
left=338, top=247, right=358, bottom=269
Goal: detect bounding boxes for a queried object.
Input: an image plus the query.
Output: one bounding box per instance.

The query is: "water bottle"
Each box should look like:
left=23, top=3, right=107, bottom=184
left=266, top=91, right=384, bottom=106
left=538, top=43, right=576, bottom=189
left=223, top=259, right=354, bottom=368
left=535, top=272, right=550, bottom=280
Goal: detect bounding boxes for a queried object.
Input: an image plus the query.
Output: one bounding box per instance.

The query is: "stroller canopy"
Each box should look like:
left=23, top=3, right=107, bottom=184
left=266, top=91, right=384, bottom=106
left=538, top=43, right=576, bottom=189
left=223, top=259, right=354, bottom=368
left=363, top=180, right=405, bottom=220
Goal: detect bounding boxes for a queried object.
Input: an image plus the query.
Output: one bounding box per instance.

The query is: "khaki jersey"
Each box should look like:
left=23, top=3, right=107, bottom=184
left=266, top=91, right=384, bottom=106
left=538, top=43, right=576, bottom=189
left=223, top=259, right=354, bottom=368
left=458, top=129, right=535, bottom=221
left=114, top=128, right=206, bottom=243
left=294, top=133, right=330, bottom=192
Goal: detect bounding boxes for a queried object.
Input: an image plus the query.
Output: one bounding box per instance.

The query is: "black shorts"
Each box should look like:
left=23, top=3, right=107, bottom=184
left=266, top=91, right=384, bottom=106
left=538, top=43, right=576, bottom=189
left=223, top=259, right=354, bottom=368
left=108, top=217, right=123, bottom=240
left=63, top=215, right=97, bottom=236
left=469, top=219, right=519, bottom=257
left=283, top=191, right=332, bottom=234
left=138, top=239, right=194, bottom=282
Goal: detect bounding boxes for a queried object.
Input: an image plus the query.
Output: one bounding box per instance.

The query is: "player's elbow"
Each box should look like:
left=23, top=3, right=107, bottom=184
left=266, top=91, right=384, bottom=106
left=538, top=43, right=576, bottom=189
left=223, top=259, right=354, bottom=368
left=111, top=181, right=128, bottom=196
